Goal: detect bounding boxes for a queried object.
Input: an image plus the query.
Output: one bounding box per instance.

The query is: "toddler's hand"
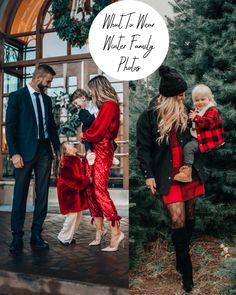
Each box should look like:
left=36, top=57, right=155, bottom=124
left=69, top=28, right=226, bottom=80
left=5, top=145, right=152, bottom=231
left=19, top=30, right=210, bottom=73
left=86, top=152, right=96, bottom=165
left=189, top=110, right=196, bottom=120
left=112, top=157, right=120, bottom=166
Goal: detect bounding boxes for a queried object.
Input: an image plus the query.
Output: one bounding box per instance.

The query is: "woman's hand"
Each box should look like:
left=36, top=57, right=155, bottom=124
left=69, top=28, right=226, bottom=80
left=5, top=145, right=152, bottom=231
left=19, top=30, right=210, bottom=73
left=79, top=132, right=84, bottom=141
left=145, top=178, right=157, bottom=195
left=189, top=110, right=196, bottom=120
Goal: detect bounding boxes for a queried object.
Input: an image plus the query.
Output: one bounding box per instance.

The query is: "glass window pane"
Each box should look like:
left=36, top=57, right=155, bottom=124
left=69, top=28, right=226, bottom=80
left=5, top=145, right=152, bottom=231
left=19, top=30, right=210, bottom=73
left=4, top=74, right=20, bottom=93
left=2, top=154, right=15, bottom=177
left=5, top=38, right=36, bottom=63
left=43, top=32, right=67, bottom=58
left=112, top=82, right=124, bottom=93
left=51, top=77, right=64, bottom=88
left=47, top=87, right=65, bottom=97
left=23, top=66, right=35, bottom=87
left=69, top=76, right=77, bottom=85
left=103, top=74, right=120, bottom=83
left=118, top=93, right=124, bottom=103
left=69, top=86, right=77, bottom=94
left=24, top=78, right=31, bottom=86
left=2, top=97, right=8, bottom=123
left=89, top=74, right=98, bottom=80
left=24, top=37, right=36, bottom=60
left=4, top=44, right=19, bottom=63
left=43, top=4, right=53, bottom=30
left=71, top=44, right=89, bottom=55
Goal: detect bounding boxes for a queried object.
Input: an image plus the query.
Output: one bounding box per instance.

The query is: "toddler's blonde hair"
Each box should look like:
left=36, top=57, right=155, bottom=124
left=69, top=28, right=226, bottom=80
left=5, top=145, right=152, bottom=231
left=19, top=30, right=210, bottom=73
left=192, top=84, right=216, bottom=105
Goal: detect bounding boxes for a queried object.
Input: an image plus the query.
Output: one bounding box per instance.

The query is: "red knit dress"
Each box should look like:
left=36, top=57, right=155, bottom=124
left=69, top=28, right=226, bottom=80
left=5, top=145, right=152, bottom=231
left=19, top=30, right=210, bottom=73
left=82, top=100, right=121, bottom=225
left=162, top=130, right=205, bottom=204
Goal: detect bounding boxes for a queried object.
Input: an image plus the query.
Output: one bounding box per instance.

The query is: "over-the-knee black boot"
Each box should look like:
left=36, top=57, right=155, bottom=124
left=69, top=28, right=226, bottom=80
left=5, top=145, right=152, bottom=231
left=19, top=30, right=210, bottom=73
left=176, top=252, right=183, bottom=274
left=172, top=227, right=194, bottom=293
left=186, top=218, right=195, bottom=244
left=177, top=219, right=195, bottom=273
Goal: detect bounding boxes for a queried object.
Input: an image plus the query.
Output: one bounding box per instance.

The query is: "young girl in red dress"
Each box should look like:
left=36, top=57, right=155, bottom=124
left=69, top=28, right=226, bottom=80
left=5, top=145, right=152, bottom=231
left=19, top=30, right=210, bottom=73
left=81, top=75, right=124, bottom=252
left=137, top=66, right=206, bottom=293
left=57, top=141, right=91, bottom=245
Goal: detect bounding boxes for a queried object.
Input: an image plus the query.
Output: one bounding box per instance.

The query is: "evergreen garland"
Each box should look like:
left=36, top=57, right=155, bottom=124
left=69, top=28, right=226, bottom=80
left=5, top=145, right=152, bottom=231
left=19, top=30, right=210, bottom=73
left=51, top=92, right=81, bottom=137
left=51, top=0, right=112, bottom=47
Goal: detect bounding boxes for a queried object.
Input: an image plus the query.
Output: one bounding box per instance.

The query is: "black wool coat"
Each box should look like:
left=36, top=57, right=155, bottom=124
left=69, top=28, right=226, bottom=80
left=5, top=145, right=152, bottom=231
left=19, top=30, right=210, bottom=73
left=136, top=100, right=205, bottom=195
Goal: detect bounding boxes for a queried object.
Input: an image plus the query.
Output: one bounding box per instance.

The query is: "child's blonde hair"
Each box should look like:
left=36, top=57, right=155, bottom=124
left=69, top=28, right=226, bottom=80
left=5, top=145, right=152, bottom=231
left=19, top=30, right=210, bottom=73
left=59, top=141, right=70, bottom=168
left=192, top=84, right=217, bottom=105
left=60, top=141, right=69, bottom=156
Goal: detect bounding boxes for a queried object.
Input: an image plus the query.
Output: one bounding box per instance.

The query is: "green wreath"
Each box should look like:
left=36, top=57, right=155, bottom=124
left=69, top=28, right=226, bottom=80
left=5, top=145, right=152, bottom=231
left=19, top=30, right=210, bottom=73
left=51, top=0, right=112, bottom=47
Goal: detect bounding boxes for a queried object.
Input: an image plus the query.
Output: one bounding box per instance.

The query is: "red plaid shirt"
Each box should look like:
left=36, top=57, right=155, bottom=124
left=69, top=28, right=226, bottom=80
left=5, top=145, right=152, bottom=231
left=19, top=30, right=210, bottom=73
left=193, top=107, right=225, bottom=153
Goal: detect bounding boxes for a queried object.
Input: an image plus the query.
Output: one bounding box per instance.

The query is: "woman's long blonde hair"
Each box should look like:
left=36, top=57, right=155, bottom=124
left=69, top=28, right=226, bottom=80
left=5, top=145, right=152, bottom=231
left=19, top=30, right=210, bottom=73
left=155, top=95, right=188, bottom=144
left=88, top=75, right=118, bottom=106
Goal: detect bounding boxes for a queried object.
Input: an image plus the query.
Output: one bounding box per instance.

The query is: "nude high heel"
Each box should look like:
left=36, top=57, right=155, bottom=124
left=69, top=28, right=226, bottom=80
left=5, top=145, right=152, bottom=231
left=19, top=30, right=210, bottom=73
left=101, top=231, right=125, bottom=252
left=89, top=228, right=107, bottom=246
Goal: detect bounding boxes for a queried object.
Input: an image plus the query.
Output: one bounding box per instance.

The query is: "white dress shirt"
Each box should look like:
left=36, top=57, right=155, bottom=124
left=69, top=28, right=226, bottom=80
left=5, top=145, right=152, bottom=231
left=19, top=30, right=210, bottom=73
left=86, top=101, right=99, bottom=117
left=27, top=84, right=48, bottom=139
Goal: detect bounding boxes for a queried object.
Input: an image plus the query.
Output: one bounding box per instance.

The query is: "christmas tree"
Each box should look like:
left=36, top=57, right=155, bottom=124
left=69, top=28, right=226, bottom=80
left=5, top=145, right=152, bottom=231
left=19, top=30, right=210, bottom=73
left=129, top=0, right=236, bottom=268
left=129, top=80, right=170, bottom=268
left=166, top=0, right=236, bottom=234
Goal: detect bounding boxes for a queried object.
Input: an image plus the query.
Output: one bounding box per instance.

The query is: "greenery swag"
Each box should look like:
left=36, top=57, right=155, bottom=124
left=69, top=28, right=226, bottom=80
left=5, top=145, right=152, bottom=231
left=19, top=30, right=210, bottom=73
left=51, top=0, right=112, bottom=47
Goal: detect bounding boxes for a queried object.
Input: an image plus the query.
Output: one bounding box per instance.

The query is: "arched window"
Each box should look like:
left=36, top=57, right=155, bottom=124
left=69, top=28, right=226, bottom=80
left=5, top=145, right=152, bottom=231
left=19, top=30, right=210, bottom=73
left=0, top=0, right=128, bottom=189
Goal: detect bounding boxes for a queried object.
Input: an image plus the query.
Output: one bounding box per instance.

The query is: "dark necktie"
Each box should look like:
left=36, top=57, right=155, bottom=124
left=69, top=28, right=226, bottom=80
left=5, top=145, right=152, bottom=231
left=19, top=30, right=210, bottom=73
left=34, top=92, right=45, bottom=140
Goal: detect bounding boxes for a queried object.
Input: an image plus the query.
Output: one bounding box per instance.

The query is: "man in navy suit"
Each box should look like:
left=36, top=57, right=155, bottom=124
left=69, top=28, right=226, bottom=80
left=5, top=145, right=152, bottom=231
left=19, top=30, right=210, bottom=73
left=6, top=64, right=60, bottom=253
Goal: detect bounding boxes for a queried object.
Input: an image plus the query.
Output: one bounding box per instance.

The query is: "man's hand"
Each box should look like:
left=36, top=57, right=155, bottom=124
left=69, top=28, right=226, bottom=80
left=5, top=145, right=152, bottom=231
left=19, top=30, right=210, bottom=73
left=145, top=178, right=157, bottom=195
left=12, top=154, right=24, bottom=168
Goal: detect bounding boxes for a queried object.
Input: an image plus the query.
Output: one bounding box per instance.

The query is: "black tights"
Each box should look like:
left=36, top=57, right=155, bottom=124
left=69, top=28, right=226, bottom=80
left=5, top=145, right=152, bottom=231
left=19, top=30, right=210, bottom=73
left=167, top=198, right=197, bottom=229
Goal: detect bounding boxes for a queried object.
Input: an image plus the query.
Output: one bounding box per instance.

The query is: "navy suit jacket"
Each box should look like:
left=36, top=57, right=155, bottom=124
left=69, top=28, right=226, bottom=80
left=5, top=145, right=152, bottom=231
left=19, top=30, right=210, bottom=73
left=6, top=86, right=60, bottom=161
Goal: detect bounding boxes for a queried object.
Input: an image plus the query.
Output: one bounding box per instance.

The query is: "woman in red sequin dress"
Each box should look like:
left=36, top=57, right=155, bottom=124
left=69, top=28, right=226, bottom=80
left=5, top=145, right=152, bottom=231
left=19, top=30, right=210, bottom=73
left=81, top=75, right=124, bottom=252
left=137, top=66, right=205, bottom=293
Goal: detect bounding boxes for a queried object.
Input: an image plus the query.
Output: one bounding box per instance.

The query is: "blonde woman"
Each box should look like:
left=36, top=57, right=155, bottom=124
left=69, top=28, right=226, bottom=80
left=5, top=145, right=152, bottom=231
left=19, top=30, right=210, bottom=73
left=81, top=75, right=124, bottom=251
left=136, top=66, right=205, bottom=293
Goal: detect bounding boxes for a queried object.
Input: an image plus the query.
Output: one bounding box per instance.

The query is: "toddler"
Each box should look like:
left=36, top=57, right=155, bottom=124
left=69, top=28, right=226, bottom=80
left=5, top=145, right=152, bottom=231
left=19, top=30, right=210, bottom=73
left=71, top=89, right=119, bottom=165
left=174, top=84, right=224, bottom=182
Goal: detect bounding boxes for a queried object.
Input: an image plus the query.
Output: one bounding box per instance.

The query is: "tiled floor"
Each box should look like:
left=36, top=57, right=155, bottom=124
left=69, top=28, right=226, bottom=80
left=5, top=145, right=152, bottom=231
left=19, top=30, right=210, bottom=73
left=0, top=212, right=128, bottom=292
